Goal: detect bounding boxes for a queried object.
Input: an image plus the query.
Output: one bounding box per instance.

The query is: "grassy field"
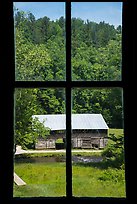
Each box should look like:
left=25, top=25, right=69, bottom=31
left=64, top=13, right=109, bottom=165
left=108, top=128, right=123, bottom=136
left=14, top=162, right=66, bottom=197
left=14, top=128, right=126, bottom=197
left=72, top=164, right=125, bottom=197
left=14, top=161, right=126, bottom=197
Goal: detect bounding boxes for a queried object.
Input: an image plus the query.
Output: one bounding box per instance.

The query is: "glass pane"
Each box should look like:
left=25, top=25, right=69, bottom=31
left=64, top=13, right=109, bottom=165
left=71, top=2, right=122, bottom=81
left=14, top=88, right=66, bottom=197
left=13, top=2, right=66, bottom=81
left=72, top=88, right=126, bottom=197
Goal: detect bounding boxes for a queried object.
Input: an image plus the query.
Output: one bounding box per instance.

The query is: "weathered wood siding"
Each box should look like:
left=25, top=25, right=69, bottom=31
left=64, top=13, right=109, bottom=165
left=36, top=130, right=108, bottom=149
left=35, top=133, right=65, bottom=149
left=35, top=138, right=56, bottom=149
left=72, top=132, right=108, bottom=148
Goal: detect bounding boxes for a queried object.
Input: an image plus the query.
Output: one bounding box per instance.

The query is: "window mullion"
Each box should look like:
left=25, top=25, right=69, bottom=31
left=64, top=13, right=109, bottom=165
left=65, top=1, right=72, bottom=198
left=66, top=87, right=72, bottom=198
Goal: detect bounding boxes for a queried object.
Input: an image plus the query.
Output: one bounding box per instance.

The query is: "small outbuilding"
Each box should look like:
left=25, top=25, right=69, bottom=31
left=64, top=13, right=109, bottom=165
left=32, top=114, right=109, bottom=149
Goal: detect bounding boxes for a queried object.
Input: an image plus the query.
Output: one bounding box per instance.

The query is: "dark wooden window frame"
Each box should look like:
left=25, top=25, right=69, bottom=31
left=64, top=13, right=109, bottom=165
left=1, top=0, right=135, bottom=204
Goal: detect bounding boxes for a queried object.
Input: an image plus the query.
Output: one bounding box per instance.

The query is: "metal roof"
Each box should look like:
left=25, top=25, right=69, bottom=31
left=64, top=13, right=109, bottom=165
left=32, top=114, right=109, bottom=130
left=72, top=114, right=108, bottom=129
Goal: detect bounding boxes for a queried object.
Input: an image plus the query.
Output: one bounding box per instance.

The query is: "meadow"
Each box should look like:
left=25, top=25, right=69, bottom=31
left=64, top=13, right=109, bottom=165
left=14, top=161, right=126, bottom=197
left=14, top=129, right=126, bottom=197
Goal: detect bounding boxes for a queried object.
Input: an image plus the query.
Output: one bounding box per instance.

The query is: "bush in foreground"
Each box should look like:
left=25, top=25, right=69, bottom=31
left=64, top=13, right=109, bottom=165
left=102, top=133, right=125, bottom=169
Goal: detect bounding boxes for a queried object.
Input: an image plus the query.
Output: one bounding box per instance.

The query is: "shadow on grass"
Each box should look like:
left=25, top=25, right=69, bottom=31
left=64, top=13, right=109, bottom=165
left=15, top=154, right=66, bottom=164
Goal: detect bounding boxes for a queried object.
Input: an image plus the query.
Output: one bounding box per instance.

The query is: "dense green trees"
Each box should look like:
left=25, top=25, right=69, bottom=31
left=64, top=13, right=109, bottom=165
left=15, top=88, right=65, bottom=148
left=72, top=88, right=123, bottom=128
left=15, top=88, right=39, bottom=148
left=14, top=10, right=123, bottom=148
left=16, top=28, right=52, bottom=80
left=72, top=22, right=121, bottom=81
left=15, top=11, right=66, bottom=81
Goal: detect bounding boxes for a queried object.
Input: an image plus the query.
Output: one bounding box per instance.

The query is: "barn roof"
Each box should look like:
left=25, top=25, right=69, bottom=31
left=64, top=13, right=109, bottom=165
left=32, top=114, right=109, bottom=130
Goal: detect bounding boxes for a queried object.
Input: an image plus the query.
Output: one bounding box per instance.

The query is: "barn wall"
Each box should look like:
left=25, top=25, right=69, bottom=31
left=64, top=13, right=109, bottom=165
left=72, top=132, right=108, bottom=148
left=35, top=138, right=56, bottom=149
left=35, top=130, right=108, bottom=149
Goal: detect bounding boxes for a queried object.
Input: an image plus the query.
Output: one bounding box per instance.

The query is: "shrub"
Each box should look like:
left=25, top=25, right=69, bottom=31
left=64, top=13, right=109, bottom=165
left=99, top=168, right=125, bottom=183
left=55, top=138, right=64, bottom=144
left=102, top=133, right=125, bottom=169
left=55, top=138, right=65, bottom=149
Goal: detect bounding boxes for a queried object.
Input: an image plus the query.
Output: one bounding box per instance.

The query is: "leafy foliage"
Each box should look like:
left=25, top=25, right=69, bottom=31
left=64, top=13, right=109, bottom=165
left=32, top=117, right=50, bottom=139
left=14, top=9, right=123, bottom=148
left=102, top=133, right=125, bottom=169
left=55, top=138, right=64, bottom=144
left=99, top=168, right=125, bottom=183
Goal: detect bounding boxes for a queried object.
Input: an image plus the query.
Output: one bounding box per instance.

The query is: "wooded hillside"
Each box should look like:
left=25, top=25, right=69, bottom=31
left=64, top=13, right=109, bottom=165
left=14, top=10, right=123, bottom=148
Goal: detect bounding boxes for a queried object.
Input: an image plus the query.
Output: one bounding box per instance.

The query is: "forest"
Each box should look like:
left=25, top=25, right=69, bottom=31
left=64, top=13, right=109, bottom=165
left=14, top=10, right=123, bottom=148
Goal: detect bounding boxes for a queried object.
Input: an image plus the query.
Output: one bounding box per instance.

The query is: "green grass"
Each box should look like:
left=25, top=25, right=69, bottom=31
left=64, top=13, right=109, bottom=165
left=72, top=163, right=126, bottom=197
left=15, top=151, right=102, bottom=159
left=15, top=152, right=66, bottom=159
left=14, top=161, right=126, bottom=197
left=109, top=128, right=123, bottom=136
left=14, top=162, right=66, bottom=197
left=14, top=129, right=126, bottom=197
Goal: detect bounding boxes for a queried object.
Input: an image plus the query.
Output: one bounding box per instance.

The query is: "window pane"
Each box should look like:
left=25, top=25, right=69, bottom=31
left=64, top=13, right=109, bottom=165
left=72, top=88, right=126, bottom=197
left=14, top=88, right=66, bottom=197
left=13, top=2, right=66, bottom=81
left=71, top=2, right=122, bottom=81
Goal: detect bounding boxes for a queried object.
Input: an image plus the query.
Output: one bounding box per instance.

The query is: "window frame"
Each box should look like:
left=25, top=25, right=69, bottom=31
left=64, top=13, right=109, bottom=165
left=1, top=0, right=135, bottom=203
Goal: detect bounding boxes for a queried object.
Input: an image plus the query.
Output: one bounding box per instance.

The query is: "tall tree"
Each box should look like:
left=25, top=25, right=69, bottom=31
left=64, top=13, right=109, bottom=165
left=15, top=28, right=52, bottom=81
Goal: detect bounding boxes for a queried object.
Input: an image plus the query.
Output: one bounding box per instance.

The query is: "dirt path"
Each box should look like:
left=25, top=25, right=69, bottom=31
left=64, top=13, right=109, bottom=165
left=15, top=145, right=102, bottom=155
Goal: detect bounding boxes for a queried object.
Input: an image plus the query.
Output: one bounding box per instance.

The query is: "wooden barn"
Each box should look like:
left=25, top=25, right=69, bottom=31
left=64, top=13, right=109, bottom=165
left=32, top=114, right=109, bottom=149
